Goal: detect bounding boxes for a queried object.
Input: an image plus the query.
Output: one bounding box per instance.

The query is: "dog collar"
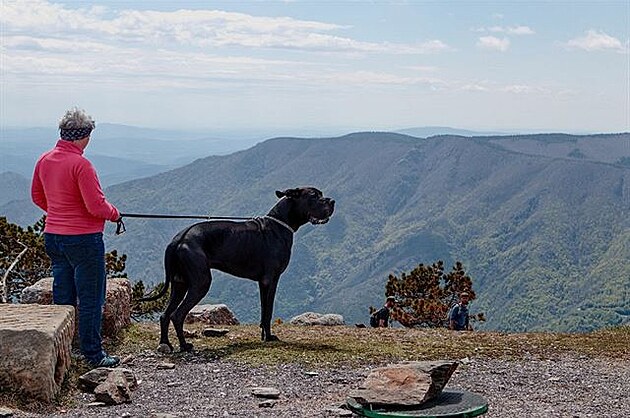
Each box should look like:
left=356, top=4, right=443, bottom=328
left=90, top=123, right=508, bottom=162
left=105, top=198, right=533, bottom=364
left=264, top=216, right=295, bottom=233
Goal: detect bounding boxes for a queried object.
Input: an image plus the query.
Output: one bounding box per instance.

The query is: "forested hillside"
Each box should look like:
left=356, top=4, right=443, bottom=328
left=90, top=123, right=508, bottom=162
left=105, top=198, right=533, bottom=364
left=100, top=132, right=629, bottom=332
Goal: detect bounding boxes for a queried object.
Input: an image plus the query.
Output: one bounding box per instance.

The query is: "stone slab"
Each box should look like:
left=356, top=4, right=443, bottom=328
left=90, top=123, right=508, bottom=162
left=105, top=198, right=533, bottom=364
left=0, top=304, right=75, bottom=402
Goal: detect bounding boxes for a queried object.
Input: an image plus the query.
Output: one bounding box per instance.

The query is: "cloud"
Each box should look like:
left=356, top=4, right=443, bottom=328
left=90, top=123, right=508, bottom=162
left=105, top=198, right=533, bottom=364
left=475, top=25, right=535, bottom=35
left=477, top=36, right=510, bottom=52
left=506, top=26, right=535, bottom=35
left=0, top=0, right=450, bottom=55
left=565, top=30, right=625, bottom=52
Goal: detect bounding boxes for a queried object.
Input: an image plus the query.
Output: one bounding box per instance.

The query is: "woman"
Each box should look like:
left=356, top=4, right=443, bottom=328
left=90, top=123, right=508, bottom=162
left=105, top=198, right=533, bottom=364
left=31, top=107, right=121, bottom=368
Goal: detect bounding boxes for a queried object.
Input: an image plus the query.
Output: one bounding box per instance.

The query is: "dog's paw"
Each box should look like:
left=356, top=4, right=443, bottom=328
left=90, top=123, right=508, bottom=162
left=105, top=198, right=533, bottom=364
left=180, top=342, right=194, bottom=352
left=264, top=334, right=280, bottom=342
left=157, top=343, right=173, bottom=354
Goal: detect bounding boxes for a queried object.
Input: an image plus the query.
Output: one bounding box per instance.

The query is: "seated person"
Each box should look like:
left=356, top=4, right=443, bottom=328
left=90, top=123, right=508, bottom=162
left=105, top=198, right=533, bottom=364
left=370, top=296, right=396, bottom=328
left=448, top=292, right=473, bottom=331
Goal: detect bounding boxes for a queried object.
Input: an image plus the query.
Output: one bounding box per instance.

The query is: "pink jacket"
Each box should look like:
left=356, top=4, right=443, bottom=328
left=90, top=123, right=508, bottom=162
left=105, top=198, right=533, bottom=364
left=31, top=140, right=120, bottom=235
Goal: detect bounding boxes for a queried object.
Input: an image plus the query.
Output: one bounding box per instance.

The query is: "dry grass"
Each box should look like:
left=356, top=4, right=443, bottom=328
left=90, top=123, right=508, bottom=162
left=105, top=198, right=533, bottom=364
left=112, top=322, right=630, bottom=366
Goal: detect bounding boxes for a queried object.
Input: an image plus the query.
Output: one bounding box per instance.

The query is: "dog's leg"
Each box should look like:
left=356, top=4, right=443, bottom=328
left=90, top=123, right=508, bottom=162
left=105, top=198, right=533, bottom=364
left=258, top=277, right=280, bottom=342
left=170, top=250, right=212, bottom=351
left=158, top=281, right=187, bottom=353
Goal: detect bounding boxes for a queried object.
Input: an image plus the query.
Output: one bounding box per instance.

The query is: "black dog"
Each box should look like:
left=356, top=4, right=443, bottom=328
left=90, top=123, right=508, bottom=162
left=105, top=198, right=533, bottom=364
left=140, top=187, right=335, bottom=352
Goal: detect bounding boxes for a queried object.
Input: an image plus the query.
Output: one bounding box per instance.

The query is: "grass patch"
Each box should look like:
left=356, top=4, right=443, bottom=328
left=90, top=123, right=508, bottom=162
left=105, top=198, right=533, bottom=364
left=113, top=322, right=630, bottom=366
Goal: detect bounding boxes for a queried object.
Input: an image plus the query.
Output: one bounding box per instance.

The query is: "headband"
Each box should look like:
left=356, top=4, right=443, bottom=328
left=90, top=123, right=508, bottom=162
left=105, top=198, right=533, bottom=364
left=60, top=127, right=93, bottom=141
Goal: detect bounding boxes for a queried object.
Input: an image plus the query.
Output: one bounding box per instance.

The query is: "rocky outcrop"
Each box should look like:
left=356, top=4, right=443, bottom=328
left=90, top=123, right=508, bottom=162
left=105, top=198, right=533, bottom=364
left=184, top=304, right=239, bottom=325
left=0, top=304, right=75, bottom=401
left=102, top=278, right=132, bottom=337
left=289, top=312, right=345, bottom=326
left=21, top=277, right=132, bottom=338
left=349, top=361, right=459, bottom=407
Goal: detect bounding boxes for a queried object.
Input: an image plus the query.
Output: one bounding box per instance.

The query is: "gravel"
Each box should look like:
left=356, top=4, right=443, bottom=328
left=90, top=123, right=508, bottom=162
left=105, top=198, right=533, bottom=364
left=10, top=352, right=630, bottom=417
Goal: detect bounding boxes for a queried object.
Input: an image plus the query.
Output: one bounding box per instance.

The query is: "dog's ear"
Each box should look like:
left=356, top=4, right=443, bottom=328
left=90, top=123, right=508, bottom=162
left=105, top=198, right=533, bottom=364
left=275, top=190, right=285, bottom=198
left=277, top=188, right=301, bottom=199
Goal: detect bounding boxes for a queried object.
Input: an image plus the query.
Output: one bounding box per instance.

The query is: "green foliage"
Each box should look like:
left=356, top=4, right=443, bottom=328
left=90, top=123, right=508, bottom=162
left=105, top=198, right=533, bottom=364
left=106, top=250, right=128, bottom=278
left=0, top=216, right=50, bottom=301
left=131, top=280, right=169, bottom=321
left=385, top=260, right=485, bottom=328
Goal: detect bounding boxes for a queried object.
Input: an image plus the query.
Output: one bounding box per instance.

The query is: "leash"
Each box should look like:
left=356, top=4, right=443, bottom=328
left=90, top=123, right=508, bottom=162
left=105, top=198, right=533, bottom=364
left=115, top=213, right=293, bottom=235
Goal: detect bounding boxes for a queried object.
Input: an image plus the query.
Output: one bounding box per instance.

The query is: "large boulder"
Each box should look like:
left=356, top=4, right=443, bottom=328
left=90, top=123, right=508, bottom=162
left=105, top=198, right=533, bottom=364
left=349, top=361, right=459, bottom=407
left=289, top=312, right=345, bottom=326
left=102, top=278, right=132, bottom=337
left=0, top=304, right=75, bottom=402
left=21, top=277, right=132, bottom=338
left=185, top=304, right=239, bottom=325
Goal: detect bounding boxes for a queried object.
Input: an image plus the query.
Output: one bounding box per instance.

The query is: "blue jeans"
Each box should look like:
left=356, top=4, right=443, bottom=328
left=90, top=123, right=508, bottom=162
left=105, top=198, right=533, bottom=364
left=44, top=232, right=107, bottom=364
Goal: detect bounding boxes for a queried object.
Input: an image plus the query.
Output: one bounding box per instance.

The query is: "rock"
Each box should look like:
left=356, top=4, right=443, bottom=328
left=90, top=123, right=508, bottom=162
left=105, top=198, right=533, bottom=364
left=157, top=344, right=173, bottom=354
left=20, top=277, right=132, bottom=338
left=288, top=312, right=345, bottom=326
left=0, top=304, right=74, bottom=402
left=304, top=371, right=319, bottom=376
left=326, top=407, right=353, bottom=417
left=157, top=362, right=176, bottom=370
left=85, top=402, right=106, bottom=408
left=94, top=369, right=132, bottom=405
left=259, top=400, right=277, bottom=408
left=20, top=277, right=54, bottom=304
left=348, top=361, right=458, bottom=407
left=185, top=304, right=239, bottom=325
left=202, top=328, right=230, bottom=337
left=251, top=387, right=281, bottom=399
left=183, top=329, right=199, bottom=338
left=0, top=407, right=14, bottom=417
left=102, top=278, right=132, bottom=337
left=78, top=367, right=138, bottom=392
left=150, top=414, right=179, bottom=418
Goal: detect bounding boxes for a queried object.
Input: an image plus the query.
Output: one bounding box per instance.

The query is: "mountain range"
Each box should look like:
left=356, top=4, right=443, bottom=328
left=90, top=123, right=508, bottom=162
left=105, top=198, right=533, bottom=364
left=2, top=128, right=628, bottom=332
left=96, top=131, right=629, bottom=332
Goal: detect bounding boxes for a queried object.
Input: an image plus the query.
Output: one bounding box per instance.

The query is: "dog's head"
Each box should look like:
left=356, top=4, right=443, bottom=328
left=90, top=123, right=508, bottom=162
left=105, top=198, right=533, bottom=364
left=275, top=187, right=335, bottom=225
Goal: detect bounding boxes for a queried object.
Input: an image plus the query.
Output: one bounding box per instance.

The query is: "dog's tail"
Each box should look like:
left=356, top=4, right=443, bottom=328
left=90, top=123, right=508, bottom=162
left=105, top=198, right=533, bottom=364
left=136, top=240, right=179, bottom=302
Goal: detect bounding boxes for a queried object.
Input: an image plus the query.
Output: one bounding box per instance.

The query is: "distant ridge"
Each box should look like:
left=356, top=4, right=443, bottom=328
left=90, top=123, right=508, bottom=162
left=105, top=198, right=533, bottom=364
left=396, top=126, right=506, bottom=138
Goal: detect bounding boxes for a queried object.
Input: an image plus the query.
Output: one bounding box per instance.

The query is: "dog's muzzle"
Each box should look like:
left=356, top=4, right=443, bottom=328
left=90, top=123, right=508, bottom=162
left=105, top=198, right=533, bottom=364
left=309, top=198, right=335, bottom=225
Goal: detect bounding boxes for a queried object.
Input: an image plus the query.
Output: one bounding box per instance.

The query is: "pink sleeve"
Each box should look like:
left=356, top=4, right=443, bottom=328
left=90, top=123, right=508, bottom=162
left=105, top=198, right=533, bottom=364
left=77, top=160, right=120, bottom=221
left=31, top=162, right=48, bottom=212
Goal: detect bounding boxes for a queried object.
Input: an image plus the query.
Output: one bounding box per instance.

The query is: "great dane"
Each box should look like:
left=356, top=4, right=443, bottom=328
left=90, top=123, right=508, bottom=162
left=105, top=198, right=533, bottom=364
left=140, top=187, right=335, bottom=352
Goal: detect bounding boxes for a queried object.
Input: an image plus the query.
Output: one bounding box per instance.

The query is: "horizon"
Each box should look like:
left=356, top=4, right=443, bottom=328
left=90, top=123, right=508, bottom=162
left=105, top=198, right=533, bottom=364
left=2, top=122, right=629, bottom=139
left=1, top=1, right=629, bottom=133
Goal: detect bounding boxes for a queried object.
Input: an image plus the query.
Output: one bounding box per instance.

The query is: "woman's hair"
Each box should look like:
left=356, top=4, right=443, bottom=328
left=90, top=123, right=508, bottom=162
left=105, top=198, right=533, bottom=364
left=58, top=107, right=95, bottom=140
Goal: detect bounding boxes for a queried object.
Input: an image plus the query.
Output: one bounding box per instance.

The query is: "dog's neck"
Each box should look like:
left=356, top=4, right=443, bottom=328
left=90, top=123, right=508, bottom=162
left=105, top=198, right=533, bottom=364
left=267, top=197, right=307, bottom=232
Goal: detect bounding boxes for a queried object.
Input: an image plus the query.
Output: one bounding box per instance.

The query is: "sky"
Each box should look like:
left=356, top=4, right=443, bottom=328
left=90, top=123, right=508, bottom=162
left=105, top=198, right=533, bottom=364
left=1, top=0, right=629, bottom=135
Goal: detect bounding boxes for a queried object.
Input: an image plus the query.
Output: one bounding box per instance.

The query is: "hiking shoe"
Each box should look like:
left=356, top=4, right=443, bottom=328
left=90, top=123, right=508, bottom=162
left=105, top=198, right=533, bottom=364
left=91, top=355, right=120, bottom=368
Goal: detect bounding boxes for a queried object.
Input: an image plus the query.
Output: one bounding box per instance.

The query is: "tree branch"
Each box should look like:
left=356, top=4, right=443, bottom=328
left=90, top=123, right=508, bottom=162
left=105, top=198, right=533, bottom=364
left=1, top=241, right=28, bottom=303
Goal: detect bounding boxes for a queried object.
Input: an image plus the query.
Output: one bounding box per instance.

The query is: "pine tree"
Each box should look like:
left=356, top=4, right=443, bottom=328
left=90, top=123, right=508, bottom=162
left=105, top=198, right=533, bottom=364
left=383, top=260, right=485, bottom=328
